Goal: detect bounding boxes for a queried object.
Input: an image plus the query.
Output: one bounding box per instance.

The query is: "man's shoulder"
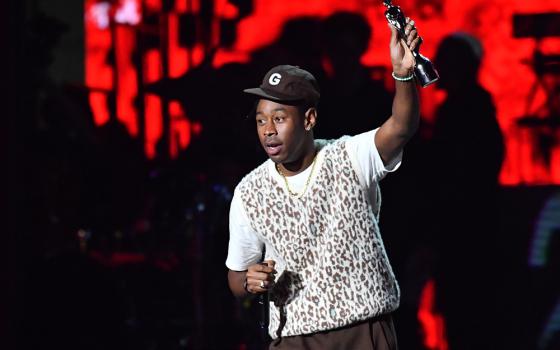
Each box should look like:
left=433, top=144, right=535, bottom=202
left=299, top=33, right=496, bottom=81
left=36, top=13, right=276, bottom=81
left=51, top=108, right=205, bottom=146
left=315, top=135, right=351, bottom=153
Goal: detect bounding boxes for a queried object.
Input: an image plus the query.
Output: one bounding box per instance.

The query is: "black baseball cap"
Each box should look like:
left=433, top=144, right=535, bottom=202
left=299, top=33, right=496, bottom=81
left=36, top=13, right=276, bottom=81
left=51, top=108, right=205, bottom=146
left=243, top=65, right=320, bottom=106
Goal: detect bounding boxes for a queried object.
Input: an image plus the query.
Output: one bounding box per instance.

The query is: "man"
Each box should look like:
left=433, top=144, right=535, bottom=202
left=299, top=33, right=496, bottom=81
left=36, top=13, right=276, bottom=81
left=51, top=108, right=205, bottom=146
left=226, top=17, right=421, bottom=349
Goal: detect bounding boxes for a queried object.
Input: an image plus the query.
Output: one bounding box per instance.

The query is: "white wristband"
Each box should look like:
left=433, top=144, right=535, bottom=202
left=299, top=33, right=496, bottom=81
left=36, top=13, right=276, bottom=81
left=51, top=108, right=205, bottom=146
left=392, top=71, right=414, bottom=81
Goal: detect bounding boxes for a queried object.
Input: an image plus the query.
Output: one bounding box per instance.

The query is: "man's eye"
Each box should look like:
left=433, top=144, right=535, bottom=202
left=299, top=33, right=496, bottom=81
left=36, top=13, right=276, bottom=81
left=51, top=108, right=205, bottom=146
left=274, top=116, right=285, bottom=122
left=256, top=119, right=266, bottom=125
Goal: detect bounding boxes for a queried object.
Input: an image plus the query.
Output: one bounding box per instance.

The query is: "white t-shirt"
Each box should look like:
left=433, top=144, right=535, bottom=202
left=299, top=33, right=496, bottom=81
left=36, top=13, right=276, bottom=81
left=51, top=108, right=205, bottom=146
left=225, top=128, right=402, bottom=271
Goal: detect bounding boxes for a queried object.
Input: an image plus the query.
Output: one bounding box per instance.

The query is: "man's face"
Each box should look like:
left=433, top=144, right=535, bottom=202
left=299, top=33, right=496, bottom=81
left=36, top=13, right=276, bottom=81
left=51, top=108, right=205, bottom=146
left=255, top=99, right=308, bottom=164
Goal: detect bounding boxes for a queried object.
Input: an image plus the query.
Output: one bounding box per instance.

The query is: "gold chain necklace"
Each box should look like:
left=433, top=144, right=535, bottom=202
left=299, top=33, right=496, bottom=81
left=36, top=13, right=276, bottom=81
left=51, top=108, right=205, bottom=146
left=276, top=152, right=318, bottom=198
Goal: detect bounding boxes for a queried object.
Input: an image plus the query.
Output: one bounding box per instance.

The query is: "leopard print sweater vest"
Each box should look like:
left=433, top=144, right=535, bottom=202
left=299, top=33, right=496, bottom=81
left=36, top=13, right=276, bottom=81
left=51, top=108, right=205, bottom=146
left=238, top=138, right=400, bottom=338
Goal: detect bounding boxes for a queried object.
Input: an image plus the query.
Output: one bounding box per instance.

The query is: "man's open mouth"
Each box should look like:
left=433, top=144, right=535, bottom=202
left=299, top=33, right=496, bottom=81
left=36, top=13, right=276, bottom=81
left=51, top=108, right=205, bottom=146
left=265, top=143, right=282, bottom=156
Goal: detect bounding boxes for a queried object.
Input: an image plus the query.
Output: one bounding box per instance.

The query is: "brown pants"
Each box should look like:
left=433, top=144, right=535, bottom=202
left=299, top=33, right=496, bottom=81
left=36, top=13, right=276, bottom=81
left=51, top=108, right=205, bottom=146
left=269, top=314, right=398, bottom=350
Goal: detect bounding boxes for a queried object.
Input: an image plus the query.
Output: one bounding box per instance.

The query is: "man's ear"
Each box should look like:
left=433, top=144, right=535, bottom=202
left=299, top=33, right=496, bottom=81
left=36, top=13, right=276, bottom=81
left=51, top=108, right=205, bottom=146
left=304, top=108, right=317, bottom=131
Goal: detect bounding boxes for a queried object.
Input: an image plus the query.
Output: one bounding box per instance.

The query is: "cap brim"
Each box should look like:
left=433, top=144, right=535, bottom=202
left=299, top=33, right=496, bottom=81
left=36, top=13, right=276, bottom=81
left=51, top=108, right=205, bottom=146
left=243, top=88, right=304, bottom=104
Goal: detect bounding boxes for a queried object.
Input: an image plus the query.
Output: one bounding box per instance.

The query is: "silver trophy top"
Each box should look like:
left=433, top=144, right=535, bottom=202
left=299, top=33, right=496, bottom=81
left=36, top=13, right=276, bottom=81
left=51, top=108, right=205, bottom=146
left=383, top=0, right=406, bottom=34
left=381, top=0, right=440, bottom=87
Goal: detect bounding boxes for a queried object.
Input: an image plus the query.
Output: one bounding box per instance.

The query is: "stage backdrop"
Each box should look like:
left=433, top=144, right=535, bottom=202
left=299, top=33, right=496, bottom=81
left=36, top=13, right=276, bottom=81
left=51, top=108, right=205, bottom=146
left=85, top=0, right=560, bottom=184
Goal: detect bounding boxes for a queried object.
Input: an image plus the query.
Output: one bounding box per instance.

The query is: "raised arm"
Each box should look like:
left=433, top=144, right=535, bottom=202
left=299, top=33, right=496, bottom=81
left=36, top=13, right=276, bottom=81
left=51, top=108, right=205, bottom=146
left=375, top=18, right=421, bottom=165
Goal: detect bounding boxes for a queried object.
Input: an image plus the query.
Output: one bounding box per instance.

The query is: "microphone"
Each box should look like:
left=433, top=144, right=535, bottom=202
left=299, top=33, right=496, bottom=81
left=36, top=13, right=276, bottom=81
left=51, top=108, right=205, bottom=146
left=258, top=252, right=270, bottom=341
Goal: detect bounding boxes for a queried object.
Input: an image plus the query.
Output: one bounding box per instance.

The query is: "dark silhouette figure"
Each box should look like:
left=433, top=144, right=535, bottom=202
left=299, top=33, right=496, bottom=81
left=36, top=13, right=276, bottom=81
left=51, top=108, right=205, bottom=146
left=251, top=17, right=325, bottom=82
left=430, top=32, right=504, bottom=350
left=146, top=16, right=326, bottom=184
left=315, top=12, right=392, bottom=139
left=378, top=129, right=435, bottom=350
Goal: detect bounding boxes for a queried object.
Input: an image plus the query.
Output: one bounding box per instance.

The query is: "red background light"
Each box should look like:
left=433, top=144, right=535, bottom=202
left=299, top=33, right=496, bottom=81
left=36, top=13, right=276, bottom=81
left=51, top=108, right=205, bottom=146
left=85, top=0, right=560, bottom=184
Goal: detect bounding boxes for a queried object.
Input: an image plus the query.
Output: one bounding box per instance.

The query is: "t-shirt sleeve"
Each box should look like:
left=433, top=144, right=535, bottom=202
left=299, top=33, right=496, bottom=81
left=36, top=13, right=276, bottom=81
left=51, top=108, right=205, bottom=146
left=345, top=128, right=402, bottom=188
left=225, top=188, right=264, bottom=271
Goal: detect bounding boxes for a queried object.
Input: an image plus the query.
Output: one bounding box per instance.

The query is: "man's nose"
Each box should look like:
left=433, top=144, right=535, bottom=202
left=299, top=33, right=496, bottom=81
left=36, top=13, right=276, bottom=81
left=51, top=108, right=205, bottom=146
left=264, top=123, right=277, bottom=136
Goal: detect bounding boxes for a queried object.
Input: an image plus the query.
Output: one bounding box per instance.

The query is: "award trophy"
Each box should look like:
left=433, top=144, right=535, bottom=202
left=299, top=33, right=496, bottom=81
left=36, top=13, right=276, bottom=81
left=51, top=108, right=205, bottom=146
left=383, top=0, right=439, bottom=87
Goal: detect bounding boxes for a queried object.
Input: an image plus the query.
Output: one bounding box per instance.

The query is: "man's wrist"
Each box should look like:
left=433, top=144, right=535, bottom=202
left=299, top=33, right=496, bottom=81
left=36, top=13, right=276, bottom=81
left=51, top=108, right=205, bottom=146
left=392, top=66, right=413, bottom=78
left=392, top=71, right=415, bottom=82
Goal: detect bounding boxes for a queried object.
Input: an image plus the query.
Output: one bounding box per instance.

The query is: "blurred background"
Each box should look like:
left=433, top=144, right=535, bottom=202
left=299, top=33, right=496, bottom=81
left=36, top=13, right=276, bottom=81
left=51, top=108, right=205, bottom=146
left=4, top=0, right=560, bottom=349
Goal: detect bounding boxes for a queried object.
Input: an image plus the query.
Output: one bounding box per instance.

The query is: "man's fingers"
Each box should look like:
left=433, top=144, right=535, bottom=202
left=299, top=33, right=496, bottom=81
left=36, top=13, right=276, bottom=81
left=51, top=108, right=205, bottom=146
left=404, top=18, right=415, bottom=32
left=400, top=38, right=412, bottom=53
left=404, top=17, right=418, bottom=47
left=388, top=23, right=399, bottom=46
left=244, top=261, right=277, bottom=293
left=247, top=271, right=274, bottom=281
left=264, top=259, right=276, bottom=268
left=409, top=36, right=422, bottom=51
left=246, top=277, right=275, bottom=292
left=250, top=263, right=275, bottom=274
left=247, top=272, right=276, bottom=281
left=407, top=29, right=418, bottom=46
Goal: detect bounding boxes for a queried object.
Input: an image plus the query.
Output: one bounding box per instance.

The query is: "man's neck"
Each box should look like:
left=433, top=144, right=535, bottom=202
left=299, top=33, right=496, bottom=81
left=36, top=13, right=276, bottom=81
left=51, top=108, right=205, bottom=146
left=277, top=140, right=316, bottom=177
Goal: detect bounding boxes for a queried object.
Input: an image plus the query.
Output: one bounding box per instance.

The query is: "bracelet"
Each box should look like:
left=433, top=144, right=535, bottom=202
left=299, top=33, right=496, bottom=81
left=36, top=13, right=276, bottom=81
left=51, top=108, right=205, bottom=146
left=392, top=71, right=414, bottom=81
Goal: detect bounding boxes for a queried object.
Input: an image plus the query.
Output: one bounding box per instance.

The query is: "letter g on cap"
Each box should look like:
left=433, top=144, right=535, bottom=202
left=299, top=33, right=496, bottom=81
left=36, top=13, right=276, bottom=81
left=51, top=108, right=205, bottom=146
left=269, top=73, right=282, bottom=86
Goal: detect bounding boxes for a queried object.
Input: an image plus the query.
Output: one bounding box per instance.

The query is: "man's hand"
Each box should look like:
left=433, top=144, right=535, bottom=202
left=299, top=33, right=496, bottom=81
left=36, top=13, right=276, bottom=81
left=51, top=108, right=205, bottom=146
left=227, top=260, right=277, bottom=297
left=245, top=260, right=276, bottom=294
left=389, top=17, right=421, bottom=77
